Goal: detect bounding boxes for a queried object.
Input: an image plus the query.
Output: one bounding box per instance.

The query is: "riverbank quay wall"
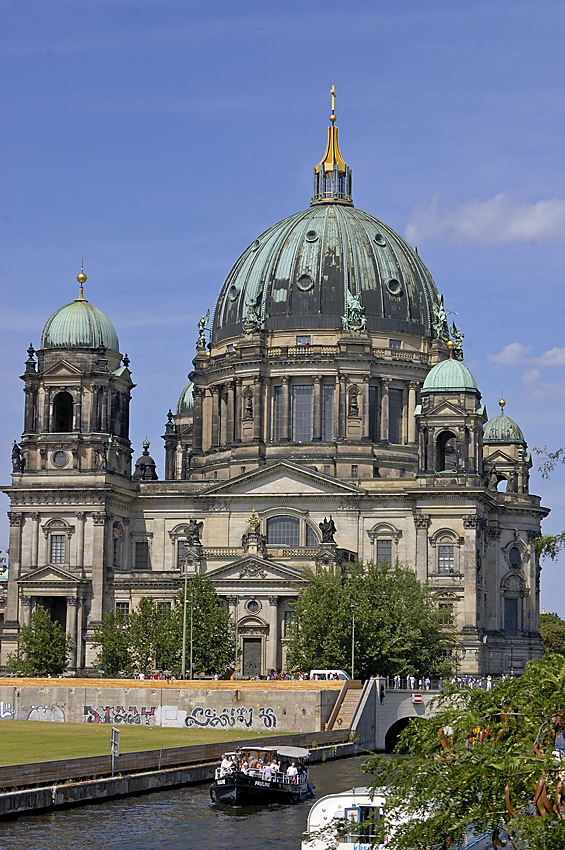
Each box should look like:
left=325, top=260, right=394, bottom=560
left=0, top=678, right=342, bottom=733
left=0, top=732, right=355, bottom=818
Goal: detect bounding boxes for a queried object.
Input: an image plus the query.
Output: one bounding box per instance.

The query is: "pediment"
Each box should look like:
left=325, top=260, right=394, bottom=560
left=206, top=556, right=306, bottom=583
left=18, top=564, right=83, bottom=585
left=420, top=400, right=467, bottom=418
left=483, top=448, right=517, bottom=465
left=201, top=461, right=364, bottom=498
left=42, top=359, right=83, bottom=378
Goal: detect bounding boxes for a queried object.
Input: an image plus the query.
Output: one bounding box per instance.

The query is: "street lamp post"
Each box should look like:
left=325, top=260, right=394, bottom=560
left=351, top=604, right=357, bottom=680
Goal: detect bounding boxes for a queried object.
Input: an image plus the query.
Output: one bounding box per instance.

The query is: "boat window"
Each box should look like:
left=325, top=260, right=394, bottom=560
left=344, top=806, right=384, bottom=843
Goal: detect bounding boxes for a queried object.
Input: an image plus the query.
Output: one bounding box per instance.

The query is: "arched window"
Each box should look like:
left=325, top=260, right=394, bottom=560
left=436, top=430, right=457, bottom=472
left=306, top=524, right=318, bottom=547
left=53, top=391, right=73, bottom=432
left=508, top=546, right=521, bottom=568
left=267, top=516, right=300, bottom=545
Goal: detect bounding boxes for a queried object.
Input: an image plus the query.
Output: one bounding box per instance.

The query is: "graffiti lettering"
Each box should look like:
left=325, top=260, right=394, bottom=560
left=0, top=700, right=15, bottom=719
left=184, top=705, right=278, bottom=729
left=26, top=705, right=65, bottom=722
left=83, top=705, right=156, bottom=725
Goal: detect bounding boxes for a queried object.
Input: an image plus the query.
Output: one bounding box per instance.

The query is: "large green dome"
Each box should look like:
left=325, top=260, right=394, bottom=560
left=211, top=203, right=441, bottom=343
left=421, top=357, right=479, bottom=394
left=40, top=298, right=120, bottom=352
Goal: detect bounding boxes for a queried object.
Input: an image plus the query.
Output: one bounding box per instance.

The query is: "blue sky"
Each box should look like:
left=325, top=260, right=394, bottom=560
left=1, top=0, right=564, bottom=614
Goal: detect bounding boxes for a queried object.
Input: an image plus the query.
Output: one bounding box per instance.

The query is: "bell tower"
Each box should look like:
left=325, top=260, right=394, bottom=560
left=15, top=268, right=135, bottom=478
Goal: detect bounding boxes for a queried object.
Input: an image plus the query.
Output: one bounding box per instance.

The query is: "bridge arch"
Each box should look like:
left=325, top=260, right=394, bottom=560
left=384, top=717, right=412, bottom=752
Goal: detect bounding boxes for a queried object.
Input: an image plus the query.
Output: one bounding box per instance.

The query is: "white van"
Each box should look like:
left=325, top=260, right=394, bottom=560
left=309, top=669, right=350, bottom=681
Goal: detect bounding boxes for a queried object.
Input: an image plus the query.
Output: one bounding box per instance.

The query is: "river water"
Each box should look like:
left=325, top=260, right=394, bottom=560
left=1, top=757, right=369, bottom=850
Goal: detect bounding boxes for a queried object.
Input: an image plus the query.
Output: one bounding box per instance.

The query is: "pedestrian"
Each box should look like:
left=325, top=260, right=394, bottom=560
left=486, top=674, right=492, bottom=691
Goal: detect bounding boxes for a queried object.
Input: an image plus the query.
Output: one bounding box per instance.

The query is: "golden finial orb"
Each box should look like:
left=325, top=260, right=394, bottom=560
left=76, top=268, right=87, bottom=285
left=499, top=398, right=506, bottom=410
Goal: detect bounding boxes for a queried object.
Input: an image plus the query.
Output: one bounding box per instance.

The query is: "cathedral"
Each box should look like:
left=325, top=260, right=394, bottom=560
left=0, top=99, right=547, bottom=677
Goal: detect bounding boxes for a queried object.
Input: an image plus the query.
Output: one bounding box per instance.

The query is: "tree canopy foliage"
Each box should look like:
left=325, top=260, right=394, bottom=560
left=92, top=575, right=234, bottom=677
left=8, top=605, right=72, bottom=676
left=532, top=446, right=565, bottom=562
left=365, top=653, right=565, bottom=850
left=541, top=612, right=565, bottom=657
left=286, top=561, right=453, bottom=679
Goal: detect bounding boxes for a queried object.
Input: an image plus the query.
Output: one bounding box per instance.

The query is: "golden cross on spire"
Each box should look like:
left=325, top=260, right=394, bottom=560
left=330, top=85, right=336, bottom=122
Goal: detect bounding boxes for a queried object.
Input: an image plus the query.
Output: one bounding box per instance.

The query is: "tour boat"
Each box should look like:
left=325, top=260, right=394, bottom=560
left=302, top=787, right=494, bottom=850
left=210, top=745, right=313, bottom=806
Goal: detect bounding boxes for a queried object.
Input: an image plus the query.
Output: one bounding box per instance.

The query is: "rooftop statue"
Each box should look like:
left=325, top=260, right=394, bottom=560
left=432, top=295, right=450, bottom=341
left=450, top=321, right=465, bottom=361
left=196, top=310, right=210, bottom=350
left=342, top=290, right=366, bottom=332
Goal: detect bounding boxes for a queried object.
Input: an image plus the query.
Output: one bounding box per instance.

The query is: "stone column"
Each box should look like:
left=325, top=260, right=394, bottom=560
left=267, top=596, right=279, bottom=673
left=211, top=387, right=220, bottom=447
left=30, top=512, right=40, bottom=567
left=90, top=512, right=108, bottom=622
left=20, top=595, right=32, bottom=627
left=5, top=513, right=24, bottom=621
left=313, top=377, right=322, bottom=441
left=281, top=377, right=290, bottom=441
left=227, top=381, right=235, bottom=445
left=73, top=388, right=82, bottom=431
left=100, top=388, right=108, bottom=433
left=253, top=377, right=263, bottom=442
left=76, top=596, right=85, bottom=670
left=220, top=387, right=228, bottom=446
left=66, top=597, right=78, bottom=669
left=193, top=387, right=203, bottom=451
left=234, top=378, right=243, bottom=443
left=75, top=512, right=86, bottom=571
left=122, top=518, right=130, bottom=571
left=380, top=378, right=390, bottom=441
left=338, top=376, right=347, bottom=439
left=408, top=382, right=418, bottom=444
left=24, top=387, right=34, bottom=432
left=413, top=514, right=431, bottom=584
left=362, top=376, right=370, bottom=440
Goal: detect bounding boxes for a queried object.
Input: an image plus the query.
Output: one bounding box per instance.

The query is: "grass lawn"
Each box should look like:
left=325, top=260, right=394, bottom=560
left=0, top=721, right=278, bottom=766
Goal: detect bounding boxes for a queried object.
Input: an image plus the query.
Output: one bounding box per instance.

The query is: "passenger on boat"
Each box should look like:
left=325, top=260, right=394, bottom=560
left=286, top=762, right=298, bottom=782
left=263, top=763, right=274, bottom=780
left=240, top=761, right=249, bottom=775
left=248, top=754, right=258, bottom=770
left=220, top=755, right=234, bottom=776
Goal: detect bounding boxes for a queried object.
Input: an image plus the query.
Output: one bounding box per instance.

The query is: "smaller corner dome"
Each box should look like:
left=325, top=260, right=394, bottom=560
left=421, top=357, right=479, bottom=394
left=484, top=412, right=525, bottom=444
left=40, top=299, right=120, bottom=353
left=176, top=382, right=194, bottom=415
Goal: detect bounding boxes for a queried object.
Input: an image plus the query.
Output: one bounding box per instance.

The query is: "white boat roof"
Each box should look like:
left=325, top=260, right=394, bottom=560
left=224, top=745, right=309, bottom=759
left=306, top=787, right=386, bottom=832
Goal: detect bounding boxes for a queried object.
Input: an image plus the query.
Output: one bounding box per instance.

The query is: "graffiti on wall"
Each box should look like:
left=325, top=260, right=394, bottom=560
left=84, top=705, right=156, bottom=725
left=0, top=700, right=15, bottom=719
left=26, top=705, right=65, bottom=722
left=184, top=705, right=278, bottom=729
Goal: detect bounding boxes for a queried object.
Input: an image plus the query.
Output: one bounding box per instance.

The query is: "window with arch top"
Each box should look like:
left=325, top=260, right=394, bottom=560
left=53, top=391, right=73, bottom=432
left=267, top=516, right=300, bottom=546
left=436, top=430, right=458, bottom=472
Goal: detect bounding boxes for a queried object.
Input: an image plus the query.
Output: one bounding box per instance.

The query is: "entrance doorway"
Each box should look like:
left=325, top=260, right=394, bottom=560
left=243, top=638, right=262, bottom=677
left=39, top=597, right=67, bottom=629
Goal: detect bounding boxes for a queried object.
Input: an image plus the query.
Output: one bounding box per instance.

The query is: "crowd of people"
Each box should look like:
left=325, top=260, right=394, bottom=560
left=218, top=752, right=301, bottom=783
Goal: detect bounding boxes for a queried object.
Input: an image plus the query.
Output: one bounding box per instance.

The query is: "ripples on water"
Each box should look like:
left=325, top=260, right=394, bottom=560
left=1, top=757, right=368, bottom=850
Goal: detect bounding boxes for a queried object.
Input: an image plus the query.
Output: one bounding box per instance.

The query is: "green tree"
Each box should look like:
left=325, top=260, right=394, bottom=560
left=287, top=562, right=453, bottom=679
left=364, top=653, right=565, bottom=850
left=8, top=605, right=72, bottom=676
left=174, top=573, right=234, bottom=676
left=540, top=611, right=565, bottom=656
left=92, top=609, right=132, bottom=676
left=532, top=446, right=565, bottom=561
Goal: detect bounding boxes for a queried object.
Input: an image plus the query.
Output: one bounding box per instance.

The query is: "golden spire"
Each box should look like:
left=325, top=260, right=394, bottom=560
left=76, top=265, right=87, bottom=300
left=499, top=397, right=506, bottom=412
left=447, top=339, right=455, bottom=359
left=315, top=85, right=346, bottom=174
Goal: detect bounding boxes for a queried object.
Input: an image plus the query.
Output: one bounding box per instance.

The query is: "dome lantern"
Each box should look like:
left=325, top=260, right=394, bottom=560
left=311, top=86, right=353, bottom=206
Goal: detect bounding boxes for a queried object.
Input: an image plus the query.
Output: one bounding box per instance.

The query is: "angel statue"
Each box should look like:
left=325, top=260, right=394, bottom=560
left=196, top=310, right=210, bottom=350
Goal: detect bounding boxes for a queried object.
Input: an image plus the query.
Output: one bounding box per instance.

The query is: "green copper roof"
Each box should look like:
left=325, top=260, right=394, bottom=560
left=40, top=298, right=120, bottom=352
left=176, top=382, right=194, bottom=415
left=484, top=412, right=525, bottom=444
left=421, top=357, right=479, bottom=394
left=211, top=203, right=441, bottom=342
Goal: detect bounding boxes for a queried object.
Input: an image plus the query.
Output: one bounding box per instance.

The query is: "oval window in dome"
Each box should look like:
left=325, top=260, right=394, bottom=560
left=305, top=230, right=318, bottom=242
left=251, top=239, right=261, bottom=251
left=386, top=278, right=402, bottom=296
left=228, top=285, right=239, bottom=301
left=297, top=273, right=314, bottom=292
left=374, top=233, right=387, bottom=246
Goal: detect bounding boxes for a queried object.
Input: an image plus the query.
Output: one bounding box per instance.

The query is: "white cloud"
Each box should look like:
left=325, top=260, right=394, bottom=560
left=488, top=343, right=532, bottom=366
left=536, top=347, right=565, bottom=367
left=405, top=194, right=565, bottom=244
left=522, top=368, right=565, bottom=401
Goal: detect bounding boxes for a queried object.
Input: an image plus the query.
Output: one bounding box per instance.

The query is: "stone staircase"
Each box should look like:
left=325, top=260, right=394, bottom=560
left=326, top=680, right=364, bottom=730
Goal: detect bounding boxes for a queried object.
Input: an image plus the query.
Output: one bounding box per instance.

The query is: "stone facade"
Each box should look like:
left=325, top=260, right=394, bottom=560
left=0, top=112, right=547, bottom=677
